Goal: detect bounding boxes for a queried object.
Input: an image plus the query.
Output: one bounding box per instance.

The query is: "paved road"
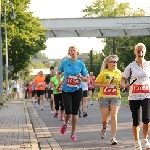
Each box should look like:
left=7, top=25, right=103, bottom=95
left=29, top=99, right=147, bottom=150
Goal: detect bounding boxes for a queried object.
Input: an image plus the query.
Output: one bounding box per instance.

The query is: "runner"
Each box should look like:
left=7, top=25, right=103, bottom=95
left=79, top=74, right=89, bottom=117
left=50, top=72, right=65, bottom=121
left=120, top=43, right=150, bottom=150
left=10, top=77, right=17, bottom=99
left=24, top=81, right=29, bottom=99
left=28, top=81, right=33, bottom=101
left=57, top=45, right=88, bottom=140
left=45, top=66, right=55, bottom=114
left=88, top=72, right=96, bottom=105
left=95, top=55, right=122, bottom=145
left=34, top=71, right=46, bottom=110
left=16, top=81, right=20, bottom=99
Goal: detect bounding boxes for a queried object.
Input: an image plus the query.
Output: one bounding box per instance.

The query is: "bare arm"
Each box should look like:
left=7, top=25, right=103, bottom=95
left=56, top=71, right=61, bottom=85
left=120, top=77, right=127, bottom=88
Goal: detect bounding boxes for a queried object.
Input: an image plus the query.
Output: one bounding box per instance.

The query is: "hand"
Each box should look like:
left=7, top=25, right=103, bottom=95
left=76, top=74, right=83, bottom=79
left=105, top=83, right=111, bottom=88
left=124, top=83, right=130, bottom=89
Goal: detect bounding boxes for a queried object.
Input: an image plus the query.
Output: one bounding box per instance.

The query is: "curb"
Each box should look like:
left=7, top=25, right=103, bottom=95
left=26, top=100, right=62, bottom=150
left=24, top=100, right=39, bottom=150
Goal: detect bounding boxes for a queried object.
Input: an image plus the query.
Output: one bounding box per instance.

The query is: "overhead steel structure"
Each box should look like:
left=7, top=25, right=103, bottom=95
left=40, top=16, right=150, bottom=38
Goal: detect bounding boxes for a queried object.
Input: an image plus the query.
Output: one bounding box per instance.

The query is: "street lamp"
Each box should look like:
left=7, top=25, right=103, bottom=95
left=4, top=0, right=16, bottom=100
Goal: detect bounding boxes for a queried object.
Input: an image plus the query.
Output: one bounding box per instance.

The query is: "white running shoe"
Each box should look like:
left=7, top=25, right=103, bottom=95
left=90, top=101, right=93, bottom=105
left=100, top=128, right=106, bottom=139
left=111, top=137, right=117, bottom=145
left=51, top=111, right=54, bottom=115
left=135, top=141, right=142, bottom=150
left=142, top=139, right=150, bottom=149
left=40, top=105, right=43, bottom=110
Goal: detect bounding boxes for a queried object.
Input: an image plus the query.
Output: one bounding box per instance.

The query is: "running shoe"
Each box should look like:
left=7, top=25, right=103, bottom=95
left=142, top=139, right=150, bottom=149
left=135, top=141, right=142, bottom=150
left=90, top=101, right=93, bottom=105
left=60, top=124, right=68, bottom=134
left=51, top=111, right=54, bottom=115
left=111, top=137, right=117, bottom=145
left=83, top=112, right=88, bottom=117
left=100, top=128, right=106, bottom=139
left=54, top=112, right=58, bottom=118
left=71, top=134, right=77, bottom=140
left=40, top=106, right=43, bottom=111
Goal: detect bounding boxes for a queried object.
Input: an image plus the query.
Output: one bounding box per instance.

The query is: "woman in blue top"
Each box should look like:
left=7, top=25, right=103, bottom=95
left=57, top=45, right=88, bottom=140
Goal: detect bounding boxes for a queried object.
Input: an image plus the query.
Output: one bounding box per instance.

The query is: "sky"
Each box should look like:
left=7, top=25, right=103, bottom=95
left=29, top=0, right=150, bottom=59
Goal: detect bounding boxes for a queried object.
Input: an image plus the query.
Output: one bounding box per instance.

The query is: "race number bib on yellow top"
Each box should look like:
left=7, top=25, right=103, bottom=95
left=103, top=85, right=117, bottom=97
left=67, top=76, right=80, bottom=87
left=132, top=84, right=150, bottom=93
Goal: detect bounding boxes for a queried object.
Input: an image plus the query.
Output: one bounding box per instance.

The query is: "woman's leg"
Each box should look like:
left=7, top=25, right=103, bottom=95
left=129, top=100, right=141, bottom=142
left=110, top=105, right=120, bottom=138
left=72, top=88, right=82, bottom=135
left=89, top=90, right=93, bottom=105
left=54, top=94, right=59, bottom=117
left=83, top=97, right=87, bottom=112
left=141, top=98, right=150, bottom=139
left=62, top=91, right=72, bottom=125
left=100, top=107, right=110, bottom=128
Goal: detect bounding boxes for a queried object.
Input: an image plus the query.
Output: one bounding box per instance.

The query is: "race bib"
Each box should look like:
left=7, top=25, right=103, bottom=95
left=37, top=82, right=44, bottom=88
left=56, top=86, right=62, bottom=92
left=103, top=85, right=117, bottom=97
left=67, top=76, right=80, bottom=87
left=132, top=84, right=150, bottom=93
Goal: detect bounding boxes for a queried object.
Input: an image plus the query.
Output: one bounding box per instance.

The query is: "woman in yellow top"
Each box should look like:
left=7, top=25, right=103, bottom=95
left=95, top=55, right=122, bottom=145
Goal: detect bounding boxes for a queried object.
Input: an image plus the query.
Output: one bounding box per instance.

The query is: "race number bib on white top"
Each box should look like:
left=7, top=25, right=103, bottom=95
left=67, top=76, right=80, bottom=87
left=103, top=85, right=117, bottom=97
left=132, top=84, right=150, bottom=93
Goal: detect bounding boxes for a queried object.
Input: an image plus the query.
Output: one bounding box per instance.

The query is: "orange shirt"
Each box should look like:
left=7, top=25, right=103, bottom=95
left=34, top=75, right=46, bottom=90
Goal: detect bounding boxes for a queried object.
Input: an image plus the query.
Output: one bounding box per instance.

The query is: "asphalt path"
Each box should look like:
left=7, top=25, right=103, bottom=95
left=33, top=99, right=147, bottom=150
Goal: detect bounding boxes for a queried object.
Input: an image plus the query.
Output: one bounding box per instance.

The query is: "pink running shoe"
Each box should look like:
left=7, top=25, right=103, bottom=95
left=60, top=124, right=67, bottom=134
left=71, top=134, right=77, bottom=140
left=54, top=112, right=58, bottom=118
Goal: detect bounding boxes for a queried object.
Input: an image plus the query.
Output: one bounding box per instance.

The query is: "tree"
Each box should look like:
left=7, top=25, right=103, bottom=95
left=82, top=0, right=150, bottom=73
left=85, top=52, right=104, bottom=77
left=1, top=0, right=47, bottom=75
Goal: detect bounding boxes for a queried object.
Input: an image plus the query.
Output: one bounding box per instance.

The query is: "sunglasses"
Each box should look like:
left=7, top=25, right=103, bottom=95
left=108, top=61, right=118, bottom=63
left=137, top=51, right=143, bottom=53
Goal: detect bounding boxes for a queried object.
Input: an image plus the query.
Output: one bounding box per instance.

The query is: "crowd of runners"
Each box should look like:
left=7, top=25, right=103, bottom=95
left=8, top=43, right=150, bottom=150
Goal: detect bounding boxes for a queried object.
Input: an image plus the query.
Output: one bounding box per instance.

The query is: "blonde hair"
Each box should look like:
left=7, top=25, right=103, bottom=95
left=101, top=55, right=119, bottom=70
left=68, top=45, right=80, bottom=55
left=135, top=43, right=146, bottom=51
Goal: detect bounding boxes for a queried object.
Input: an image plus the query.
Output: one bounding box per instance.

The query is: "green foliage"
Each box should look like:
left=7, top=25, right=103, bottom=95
left=82, top=0, right=145, bottom=17
left=1, top=0, right=47, bottom=75
left=82, top=0, right=150, bottom=75
left=85, top=52, right=104, bottom=77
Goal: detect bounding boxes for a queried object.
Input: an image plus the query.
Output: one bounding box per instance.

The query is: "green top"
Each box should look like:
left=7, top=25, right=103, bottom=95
left=51, top=75, right=64, bottom=94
